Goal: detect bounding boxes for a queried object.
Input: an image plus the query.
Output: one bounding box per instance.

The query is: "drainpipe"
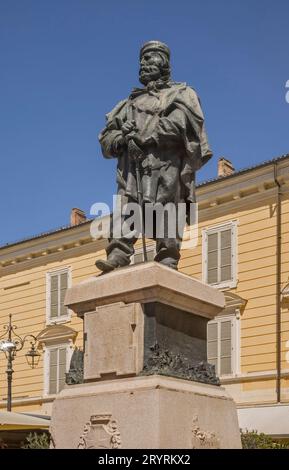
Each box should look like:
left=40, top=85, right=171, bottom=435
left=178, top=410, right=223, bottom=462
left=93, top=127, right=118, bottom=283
left=274, top=163, right=282, bottom=403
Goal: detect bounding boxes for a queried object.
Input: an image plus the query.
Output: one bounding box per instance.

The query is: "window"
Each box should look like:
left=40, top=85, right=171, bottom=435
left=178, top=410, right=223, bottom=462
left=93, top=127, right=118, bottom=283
left=46, top=268, right=71, bottom=323
left=207, top=315, right=240, bottom=377
left=44, top=344, right=71, bottom=395
left=203, top=222, right=237, bottom=288
left=132, top=244, right=156, bottom=265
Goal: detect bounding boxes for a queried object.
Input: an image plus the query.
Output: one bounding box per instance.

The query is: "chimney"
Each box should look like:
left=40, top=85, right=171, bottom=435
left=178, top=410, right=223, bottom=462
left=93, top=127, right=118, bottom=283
left=218, top=157, right=235, bottom=178
left=70, top=208, right=86, bottom=226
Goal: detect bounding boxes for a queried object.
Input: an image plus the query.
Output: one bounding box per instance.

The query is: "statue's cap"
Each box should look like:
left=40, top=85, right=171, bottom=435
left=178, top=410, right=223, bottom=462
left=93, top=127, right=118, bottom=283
left=140, top=41, right=170, bottom=60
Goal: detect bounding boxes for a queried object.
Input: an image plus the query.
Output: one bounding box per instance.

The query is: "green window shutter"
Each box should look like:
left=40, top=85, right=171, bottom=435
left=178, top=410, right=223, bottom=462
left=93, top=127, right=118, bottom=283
left=49, top=349, right=58, bottom=394
left=50, top=275, right=59, bottom=318
left=220, top=320, right=232, bottom=375
left=220, top=229, right=232, bottom=282
left=207, top=232, right=218, bottom=284
left=60, top=272, right=68, bottom=316
left=58, top=347, right=67, bottom=392
left=207, top=321, right=218, bottom=372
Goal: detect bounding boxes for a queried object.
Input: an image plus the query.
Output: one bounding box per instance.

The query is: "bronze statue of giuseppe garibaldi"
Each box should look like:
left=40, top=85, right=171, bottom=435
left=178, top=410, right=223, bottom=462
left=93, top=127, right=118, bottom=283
left=96, top=40, right=212, bottom=273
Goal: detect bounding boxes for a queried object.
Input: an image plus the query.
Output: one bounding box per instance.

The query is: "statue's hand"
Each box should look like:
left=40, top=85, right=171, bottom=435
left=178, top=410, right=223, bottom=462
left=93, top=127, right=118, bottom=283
left=121, top=120, right=137, bottom=136
left=124, top=130, right=138, bottom=144
left=128, top=134, right=156, bottom=147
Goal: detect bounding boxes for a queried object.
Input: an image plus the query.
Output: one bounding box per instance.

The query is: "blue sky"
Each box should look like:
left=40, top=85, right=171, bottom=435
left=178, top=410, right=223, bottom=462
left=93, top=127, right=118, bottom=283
left=0, top=0, right=288, bottom=245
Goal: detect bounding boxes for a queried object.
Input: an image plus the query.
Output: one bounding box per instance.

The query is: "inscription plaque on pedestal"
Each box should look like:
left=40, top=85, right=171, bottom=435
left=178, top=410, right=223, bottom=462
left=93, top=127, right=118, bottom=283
left=84, top=302, right=144, bottom=380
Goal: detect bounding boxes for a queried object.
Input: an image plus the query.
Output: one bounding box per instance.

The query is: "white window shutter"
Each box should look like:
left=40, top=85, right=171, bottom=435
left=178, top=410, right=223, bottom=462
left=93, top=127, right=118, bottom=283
left=50, top=275, right=59, bottom=319
left=231, top=225, right=236, bottom=282
left=147, top=248, right=155, bottom=262
left=47, top=269, right=70, bottom=322
left=204, top=222, right=237, bottom=287
left=60, top=272, right=68, bottom=317
left=203, top=231, right=208, bottom=281
left=48, top=346, right=68, bottom=394
left=207, top=317, right=234, bottom=376
left=133, top=252, right=143, bottom=265
left=133, top=245, right=156, bottom=264
left=220, top=229, right=232, bottom=282
left=58, top=347, right=67, bottom=392
left=207, top=232, right=218, bottom=284
left=220, top=319, right=232, bottom=375
left=207, top=321, right=218, bottom=371
left=49, top=348, right=58, bottom=394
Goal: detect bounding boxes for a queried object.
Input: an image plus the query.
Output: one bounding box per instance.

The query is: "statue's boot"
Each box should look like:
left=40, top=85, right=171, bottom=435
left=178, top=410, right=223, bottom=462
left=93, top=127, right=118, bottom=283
left=95, top=252, right=130, bottom=274
left=154, top=248, right=179, bottom=270
left=95, top=259, right=118, bottom=273
left=158, top=257, right=178, bottom=270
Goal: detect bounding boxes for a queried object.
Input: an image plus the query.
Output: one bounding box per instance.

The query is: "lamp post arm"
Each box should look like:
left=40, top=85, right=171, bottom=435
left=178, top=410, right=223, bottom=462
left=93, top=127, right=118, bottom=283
left=22, top=334, right=38, bottom=344
left=0, top=315, right=41, bottom=411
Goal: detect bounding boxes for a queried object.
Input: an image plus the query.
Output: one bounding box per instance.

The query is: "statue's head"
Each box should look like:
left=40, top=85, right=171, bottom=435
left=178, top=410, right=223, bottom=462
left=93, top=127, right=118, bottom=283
left=139, top=40, right=171, bottom=86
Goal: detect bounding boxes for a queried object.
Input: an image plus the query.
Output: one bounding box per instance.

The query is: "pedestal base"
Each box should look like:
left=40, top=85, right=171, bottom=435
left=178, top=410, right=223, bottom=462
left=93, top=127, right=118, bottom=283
left=50, top=375, right=241, bottom=449
left=57, top=264, right=240, bottom=449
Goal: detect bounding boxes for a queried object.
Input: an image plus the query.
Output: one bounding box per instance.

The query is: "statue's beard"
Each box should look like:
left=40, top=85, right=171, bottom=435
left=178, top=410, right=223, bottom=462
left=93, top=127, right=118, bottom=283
left=139, top=65, right=162, bottom=85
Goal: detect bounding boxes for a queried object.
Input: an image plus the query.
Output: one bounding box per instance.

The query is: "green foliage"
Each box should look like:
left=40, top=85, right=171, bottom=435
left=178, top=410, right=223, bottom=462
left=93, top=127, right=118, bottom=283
left=21, top=432, right=50, bottom=449
left=241, top=429, right=289, bottom=449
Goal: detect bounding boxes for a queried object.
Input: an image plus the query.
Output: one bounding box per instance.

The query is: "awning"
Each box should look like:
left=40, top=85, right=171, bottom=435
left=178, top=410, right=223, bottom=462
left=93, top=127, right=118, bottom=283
left=238, top=404, right=289, bottom=437
left=0, top=411, right=50, bottom=431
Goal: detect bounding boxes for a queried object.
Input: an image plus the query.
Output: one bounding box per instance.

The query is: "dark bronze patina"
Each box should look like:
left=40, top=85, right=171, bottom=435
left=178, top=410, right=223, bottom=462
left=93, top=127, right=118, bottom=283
left=66, top=348, right=84, bottom=385
left=96, top=40, right=212, bottom=273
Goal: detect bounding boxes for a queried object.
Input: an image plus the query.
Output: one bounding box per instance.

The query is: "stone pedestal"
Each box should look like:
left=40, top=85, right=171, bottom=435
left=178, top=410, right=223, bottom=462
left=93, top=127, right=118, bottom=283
left=50, top=262, right=241, bottom=449
left=50, top=376, right=240, bottom=449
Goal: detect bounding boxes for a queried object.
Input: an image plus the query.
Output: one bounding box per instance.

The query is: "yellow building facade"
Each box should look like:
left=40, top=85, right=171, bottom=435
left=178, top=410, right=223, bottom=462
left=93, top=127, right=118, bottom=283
left=1, top=154, right=289, bottom=438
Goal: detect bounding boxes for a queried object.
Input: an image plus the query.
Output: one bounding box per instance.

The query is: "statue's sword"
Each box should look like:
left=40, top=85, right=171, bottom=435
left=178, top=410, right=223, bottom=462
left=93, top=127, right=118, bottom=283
left=127, top=138, right=148, bottom=262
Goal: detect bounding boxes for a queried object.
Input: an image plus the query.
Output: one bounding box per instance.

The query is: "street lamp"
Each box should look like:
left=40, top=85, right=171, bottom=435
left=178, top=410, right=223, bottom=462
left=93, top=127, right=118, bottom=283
left=0, top=314, right=41, bottom=411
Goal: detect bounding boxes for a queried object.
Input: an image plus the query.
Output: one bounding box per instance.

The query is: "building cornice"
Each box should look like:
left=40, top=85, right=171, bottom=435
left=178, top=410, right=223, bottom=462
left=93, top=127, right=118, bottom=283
left=0, top=219, right=108, bottom=276
left=1, top=158, right=289, bottom=276
left=198, top=160, right=289, bottom=209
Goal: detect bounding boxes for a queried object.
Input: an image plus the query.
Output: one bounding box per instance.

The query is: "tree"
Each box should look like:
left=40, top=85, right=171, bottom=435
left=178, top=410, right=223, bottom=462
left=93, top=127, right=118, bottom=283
left=241, top=429, right=289, bottom=449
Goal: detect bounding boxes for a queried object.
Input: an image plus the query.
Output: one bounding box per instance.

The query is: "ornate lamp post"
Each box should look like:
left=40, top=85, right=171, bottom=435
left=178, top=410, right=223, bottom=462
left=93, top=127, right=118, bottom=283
left=0, top=314, right=41, bottom=411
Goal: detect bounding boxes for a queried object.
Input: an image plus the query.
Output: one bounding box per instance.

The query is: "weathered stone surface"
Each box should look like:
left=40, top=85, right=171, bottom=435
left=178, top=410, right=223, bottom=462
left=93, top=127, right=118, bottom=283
left=65, top=262, right=225, bottom=319
left=84, top=302, right=143, bottom=381
left=77, top=414, right=122, bottom=449
left=51, top=264, right=241, bottom=449
left=65, top=264, right=223, bottom=385
left=50, top=376, right=241, bottom=449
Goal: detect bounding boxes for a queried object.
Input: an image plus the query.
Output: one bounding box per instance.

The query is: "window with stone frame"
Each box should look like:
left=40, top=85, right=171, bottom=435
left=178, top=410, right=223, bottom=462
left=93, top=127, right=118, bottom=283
left=45, top=344, right=69, bottom=395
left=203, top=222, right=237, bottom=289
left=207, top=314, right=239, bottom=377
